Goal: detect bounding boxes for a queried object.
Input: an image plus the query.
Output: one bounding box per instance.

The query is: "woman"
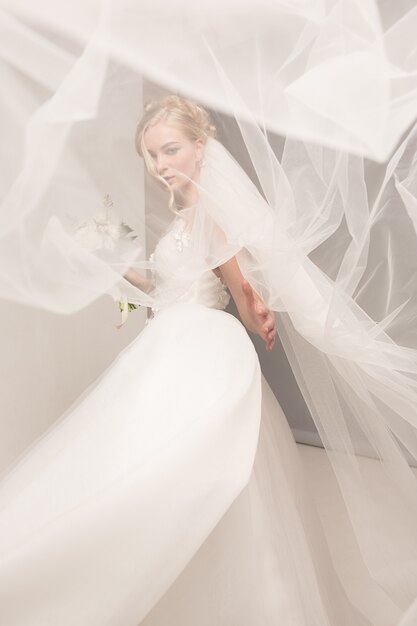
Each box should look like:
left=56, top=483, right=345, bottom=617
left=123, top=95, right=374, bottom=625
left=0, top=94, right=386, bottom=625
left=126, top=95, right=276, bottom=351
left=2, top=0, right=417, bottom=622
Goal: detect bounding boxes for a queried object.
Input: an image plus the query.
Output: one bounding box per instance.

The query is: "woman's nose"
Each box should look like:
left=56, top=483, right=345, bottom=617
left=156, top=153, right=166, bottom=173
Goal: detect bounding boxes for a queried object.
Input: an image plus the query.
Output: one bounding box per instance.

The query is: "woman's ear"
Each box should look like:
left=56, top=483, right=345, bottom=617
left=195, top=138, right=205, bottom=162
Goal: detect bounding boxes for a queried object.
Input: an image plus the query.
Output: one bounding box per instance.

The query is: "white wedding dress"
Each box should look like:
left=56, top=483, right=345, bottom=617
left=0, top=215, right=389, bottom=625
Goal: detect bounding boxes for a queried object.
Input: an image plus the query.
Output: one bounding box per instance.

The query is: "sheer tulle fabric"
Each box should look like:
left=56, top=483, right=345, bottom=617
left=1, top=1, right=417, bottom=625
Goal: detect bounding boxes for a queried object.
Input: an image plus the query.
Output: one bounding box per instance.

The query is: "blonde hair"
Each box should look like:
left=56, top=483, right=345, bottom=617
left=135, top=95, right=216, bottom=213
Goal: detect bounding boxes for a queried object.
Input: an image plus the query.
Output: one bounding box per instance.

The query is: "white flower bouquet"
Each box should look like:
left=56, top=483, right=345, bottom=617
left=74, top=194, right=137, bottom=252
left=74, top=194, right=140, bottom=326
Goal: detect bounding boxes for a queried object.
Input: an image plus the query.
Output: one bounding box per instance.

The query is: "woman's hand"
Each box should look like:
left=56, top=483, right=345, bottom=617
left=241, top=280, right=276, bottom=351
left=216, top=256, right=276, bottom=351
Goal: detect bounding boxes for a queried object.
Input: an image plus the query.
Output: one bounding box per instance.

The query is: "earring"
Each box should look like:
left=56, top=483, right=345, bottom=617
left=199, top=158, right=206, bottom=168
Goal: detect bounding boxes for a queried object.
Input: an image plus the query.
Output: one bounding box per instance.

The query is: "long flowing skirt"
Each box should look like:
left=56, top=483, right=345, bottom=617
left=0, top=303, right=399, bottom=625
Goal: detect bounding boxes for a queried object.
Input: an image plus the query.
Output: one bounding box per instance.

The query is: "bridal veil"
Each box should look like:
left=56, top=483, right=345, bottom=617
left=1, top=1, right=417, bottom=624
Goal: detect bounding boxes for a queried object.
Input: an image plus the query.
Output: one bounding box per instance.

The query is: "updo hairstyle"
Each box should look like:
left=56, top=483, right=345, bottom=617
left=136, top=94, right=216, bottom=157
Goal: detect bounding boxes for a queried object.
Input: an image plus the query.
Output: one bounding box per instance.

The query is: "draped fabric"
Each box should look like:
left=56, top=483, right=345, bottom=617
left=1, top=1, right=417, bottom=624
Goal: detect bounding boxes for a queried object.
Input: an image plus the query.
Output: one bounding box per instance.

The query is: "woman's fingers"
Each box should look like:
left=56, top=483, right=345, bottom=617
left=266, top=326, right=276, bottom=351
left=263, top=315, right=275, bottom=334
left=242, top=279, right=275, bottom=350
left=263, top=319, right=276, bottom=351
left=254, top=293, right=267, bottom=316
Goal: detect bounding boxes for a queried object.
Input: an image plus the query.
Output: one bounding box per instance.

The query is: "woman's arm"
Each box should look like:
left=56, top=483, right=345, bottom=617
left=123, top=267, right=152, bottom=292
left=216, top=257, right=276, bottom=351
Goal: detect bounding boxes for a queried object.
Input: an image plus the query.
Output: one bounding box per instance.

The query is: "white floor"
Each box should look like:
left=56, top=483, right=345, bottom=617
left=297, top=443, right=417, bottom=626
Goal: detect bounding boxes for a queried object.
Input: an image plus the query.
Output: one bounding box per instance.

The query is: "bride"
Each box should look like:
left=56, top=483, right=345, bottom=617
left=0, top=93, right=416, bottom=626
left=126, top=95, right=276, bottom=352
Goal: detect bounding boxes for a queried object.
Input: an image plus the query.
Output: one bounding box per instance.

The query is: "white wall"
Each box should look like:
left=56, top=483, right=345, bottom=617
left=0, top=296, right=146, bottom=474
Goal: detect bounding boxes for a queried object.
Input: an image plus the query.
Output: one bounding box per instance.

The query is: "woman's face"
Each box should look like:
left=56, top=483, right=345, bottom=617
left=143, top=120, right=204, bottom=196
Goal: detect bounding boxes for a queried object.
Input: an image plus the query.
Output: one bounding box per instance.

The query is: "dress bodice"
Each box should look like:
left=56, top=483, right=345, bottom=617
left=150, top=216, right=230, bottom=313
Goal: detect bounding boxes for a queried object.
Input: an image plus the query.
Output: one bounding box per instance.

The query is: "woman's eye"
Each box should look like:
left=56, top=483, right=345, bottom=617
left=166, top=148, right=179, bottom=155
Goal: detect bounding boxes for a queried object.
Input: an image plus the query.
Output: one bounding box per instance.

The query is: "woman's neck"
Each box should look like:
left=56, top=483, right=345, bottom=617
left=174, top=182, right=199, bottom=210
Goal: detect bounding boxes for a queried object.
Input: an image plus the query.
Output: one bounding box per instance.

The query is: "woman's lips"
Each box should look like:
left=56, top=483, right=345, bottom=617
left=164, top=176, right=175, bottom=184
